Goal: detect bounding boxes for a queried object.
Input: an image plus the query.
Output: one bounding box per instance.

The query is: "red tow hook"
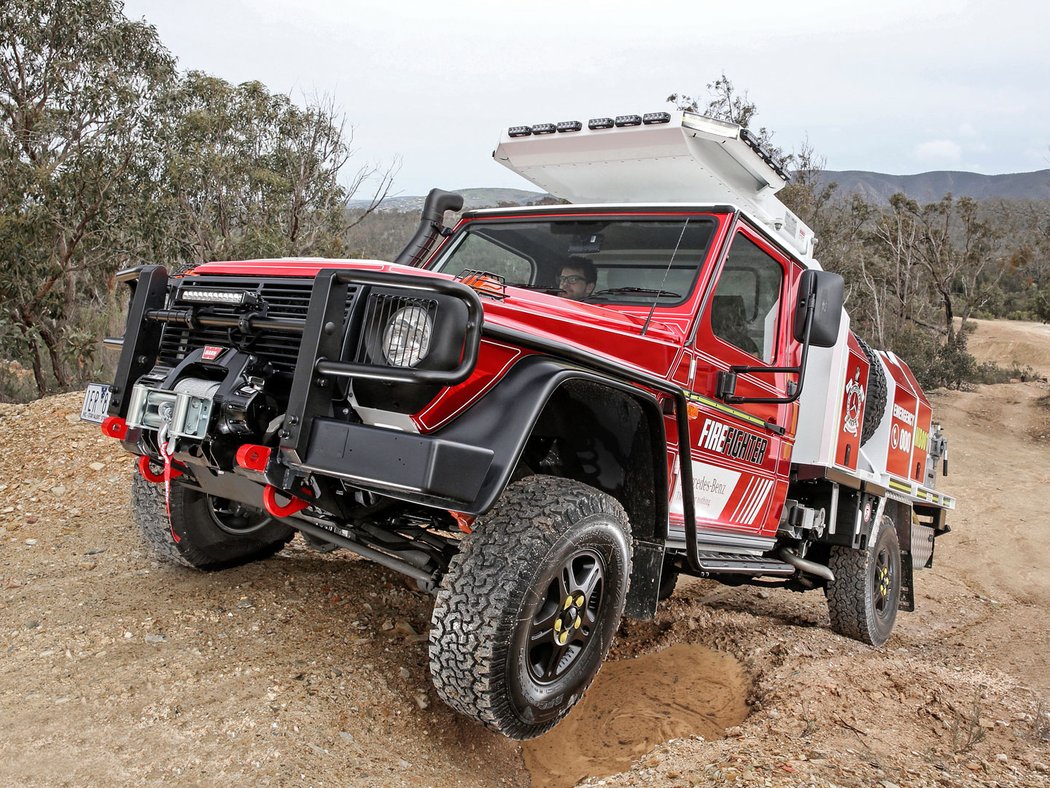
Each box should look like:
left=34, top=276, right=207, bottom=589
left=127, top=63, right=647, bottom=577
left=137, top=455, right=183, bottom=483
left=449, top=510, right=475, bottom=534
left=235, top=444, right=271, bottom=473
left=101, top=416, right=128, bottom=440
left=263, top=485, right=310, bottom=518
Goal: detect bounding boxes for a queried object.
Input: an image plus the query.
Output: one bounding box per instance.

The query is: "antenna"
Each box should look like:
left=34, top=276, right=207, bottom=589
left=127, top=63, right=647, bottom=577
left=641, top=218, right=689, bottom=336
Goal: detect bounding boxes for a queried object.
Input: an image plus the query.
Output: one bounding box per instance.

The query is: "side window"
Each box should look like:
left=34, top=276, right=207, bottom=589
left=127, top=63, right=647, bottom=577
left=708, top=234, right=783, bottom=363
left=445, top=232, right=533, bottom=285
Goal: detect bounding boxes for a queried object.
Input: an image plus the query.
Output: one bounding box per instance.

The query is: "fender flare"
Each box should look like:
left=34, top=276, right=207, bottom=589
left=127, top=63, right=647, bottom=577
left=435, top=354, right=669, bottom=534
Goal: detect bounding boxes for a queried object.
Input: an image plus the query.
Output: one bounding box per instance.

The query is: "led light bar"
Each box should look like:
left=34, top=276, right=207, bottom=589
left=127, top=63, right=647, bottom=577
left=556, top=120, right=583, bottom=132
left=614, top=114, right=642, bottom=127
left=739, top=128, right=791, bottom=181
left=588, top=117, right=614, bottom=130
left=531, top=123, right=557, bottom=135
left=178, top=288, right=260, bottom=307
left=642, top=112, right=671, bottom=124
left=508, top=125, right=532, bottom=137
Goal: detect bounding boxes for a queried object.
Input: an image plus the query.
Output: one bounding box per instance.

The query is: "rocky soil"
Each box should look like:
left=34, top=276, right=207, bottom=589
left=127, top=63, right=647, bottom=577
left=1, top=318, right=1048, bottom=786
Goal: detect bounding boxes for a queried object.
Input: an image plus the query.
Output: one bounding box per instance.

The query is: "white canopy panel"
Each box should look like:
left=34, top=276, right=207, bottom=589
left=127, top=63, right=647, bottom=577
left=493, top=112, right=816, bottom=261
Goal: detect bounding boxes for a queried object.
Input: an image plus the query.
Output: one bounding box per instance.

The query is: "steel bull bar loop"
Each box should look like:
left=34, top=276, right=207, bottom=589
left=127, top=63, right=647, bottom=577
left=278, top=269, right=484, bottom=466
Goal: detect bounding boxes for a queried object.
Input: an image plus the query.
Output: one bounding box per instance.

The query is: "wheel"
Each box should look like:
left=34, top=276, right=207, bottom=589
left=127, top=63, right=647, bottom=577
left=826, top=516, right=901, bottom=646
left=658, top=562, right=679, bottom=601
left=857, top=337, right=887, bottom=446
left=131, top=470, right=294, bottom=570
left=429, top=476, right=632, bottom=739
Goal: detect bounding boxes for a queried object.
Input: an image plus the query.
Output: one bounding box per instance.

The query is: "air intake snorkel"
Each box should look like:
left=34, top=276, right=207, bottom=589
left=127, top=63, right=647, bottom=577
left=394, top=188, right=465, bottom=267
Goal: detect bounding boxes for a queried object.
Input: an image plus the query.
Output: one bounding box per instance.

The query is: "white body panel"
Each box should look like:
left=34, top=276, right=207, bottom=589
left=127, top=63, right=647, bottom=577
left=792, top=313, right=852, bottom=468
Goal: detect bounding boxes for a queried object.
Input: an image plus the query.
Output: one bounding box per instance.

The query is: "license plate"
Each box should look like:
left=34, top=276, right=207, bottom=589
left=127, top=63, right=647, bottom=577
left=81, top=383, right=111, bottom=423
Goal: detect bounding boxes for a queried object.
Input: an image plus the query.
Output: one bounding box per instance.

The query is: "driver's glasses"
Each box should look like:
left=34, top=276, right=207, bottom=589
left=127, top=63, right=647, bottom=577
left=558, top=275, right=586, bottom=285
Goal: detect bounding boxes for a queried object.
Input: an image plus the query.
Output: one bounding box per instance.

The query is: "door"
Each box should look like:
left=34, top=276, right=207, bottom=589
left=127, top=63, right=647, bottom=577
left=670, top=226, right=801, bottom=543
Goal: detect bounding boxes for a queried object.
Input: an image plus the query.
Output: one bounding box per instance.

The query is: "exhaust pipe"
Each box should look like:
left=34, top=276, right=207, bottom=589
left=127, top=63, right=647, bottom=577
left=777, top=547, right=835, bottom=582
left=394, top=188, right=465, bottom=267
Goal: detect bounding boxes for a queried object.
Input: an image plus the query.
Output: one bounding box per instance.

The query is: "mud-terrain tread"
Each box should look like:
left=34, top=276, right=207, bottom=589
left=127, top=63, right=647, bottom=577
left=132, top=472, right=195, bottom=567
left=826, top=517, right=899, bottom=646
left=857, top=337, right=887, bottom=446
left=131, top=471, right=291, bottom=570
left=429, top=475, right=631, bottom=739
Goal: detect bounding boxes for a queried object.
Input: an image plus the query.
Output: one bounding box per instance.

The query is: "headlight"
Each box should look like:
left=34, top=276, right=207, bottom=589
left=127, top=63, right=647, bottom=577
left=382, top=305, right=434, bottom=367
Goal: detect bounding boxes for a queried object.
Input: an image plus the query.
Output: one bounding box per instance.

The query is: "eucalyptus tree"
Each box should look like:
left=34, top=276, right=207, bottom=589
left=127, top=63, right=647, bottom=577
left=147, top=72, right=395, bottom=269
left=0, top=0, right=174, bottom=393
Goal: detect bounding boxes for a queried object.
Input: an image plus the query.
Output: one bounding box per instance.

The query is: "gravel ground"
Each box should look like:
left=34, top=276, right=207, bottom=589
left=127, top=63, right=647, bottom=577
left=1, top=319, right=1048, bottom=786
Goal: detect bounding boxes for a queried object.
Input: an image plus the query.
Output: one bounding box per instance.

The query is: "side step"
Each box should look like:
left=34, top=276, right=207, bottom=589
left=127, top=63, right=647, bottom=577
left=695, top=551, right=796, bottom=576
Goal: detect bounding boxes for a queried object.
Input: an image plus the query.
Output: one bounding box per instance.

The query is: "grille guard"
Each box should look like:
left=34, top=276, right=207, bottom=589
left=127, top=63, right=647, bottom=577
left=108, top=265, right=483, bottom=456
left=279, top=268, right=483, bottom=464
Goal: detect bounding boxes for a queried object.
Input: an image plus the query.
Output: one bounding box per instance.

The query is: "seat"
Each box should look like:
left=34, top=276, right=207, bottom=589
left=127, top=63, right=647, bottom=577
left=712, top=295, right=759, bottom=355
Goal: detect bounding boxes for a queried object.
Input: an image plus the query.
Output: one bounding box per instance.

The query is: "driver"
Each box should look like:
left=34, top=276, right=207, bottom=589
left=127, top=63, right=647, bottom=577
left=557, top=256, right=597, bottom=301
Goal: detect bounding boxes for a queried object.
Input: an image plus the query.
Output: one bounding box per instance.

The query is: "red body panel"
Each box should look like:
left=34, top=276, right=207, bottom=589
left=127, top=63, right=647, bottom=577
left=662, top=223, right=805, bottom=540
left=183, top=207, right=938, bottom=540
left=835, top=333, right=870, bottom=471
left=881, top=351, right=922, bottom=479
left=895, top=355, right=933, bottom=482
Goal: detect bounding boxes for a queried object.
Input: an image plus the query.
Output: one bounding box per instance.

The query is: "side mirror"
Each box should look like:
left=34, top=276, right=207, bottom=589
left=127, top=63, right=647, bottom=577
left=793, top=269, right=844, bottom=348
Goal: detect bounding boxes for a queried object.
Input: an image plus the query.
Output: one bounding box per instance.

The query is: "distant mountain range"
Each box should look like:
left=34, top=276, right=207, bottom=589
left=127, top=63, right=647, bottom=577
left=351, top=170, right=1050, bottom=213
left=816, top=169, right=1050, bottom=203
left=350, top=188, right=552, bottom=214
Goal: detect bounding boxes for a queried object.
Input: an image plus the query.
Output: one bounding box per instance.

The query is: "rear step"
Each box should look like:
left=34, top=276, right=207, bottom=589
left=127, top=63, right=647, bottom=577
left=695, top=551, right=796, bottom=576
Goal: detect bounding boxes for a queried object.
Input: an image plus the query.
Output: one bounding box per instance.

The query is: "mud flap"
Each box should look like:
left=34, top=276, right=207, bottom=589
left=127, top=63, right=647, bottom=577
left=624, top=538, right=664, bottom=620
left=899, top=551, right=915, bottom=612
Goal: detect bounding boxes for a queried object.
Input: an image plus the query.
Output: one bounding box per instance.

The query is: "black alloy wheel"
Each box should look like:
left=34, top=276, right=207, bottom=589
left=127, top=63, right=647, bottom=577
left=525, top=548, right=606, bottom=685
left=131, top=472, right=294, bottom=570
left=872, top=541, right=896, bottom=622
left=207, top=496, right=273, bottom=536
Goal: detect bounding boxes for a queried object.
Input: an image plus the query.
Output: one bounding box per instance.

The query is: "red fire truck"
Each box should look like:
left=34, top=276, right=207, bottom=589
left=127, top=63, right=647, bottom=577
left=91, top=111, right=954, bottom=739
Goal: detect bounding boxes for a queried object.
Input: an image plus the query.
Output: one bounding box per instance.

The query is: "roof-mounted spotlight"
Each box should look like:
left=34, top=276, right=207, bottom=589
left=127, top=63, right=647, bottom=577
left=531, top=123, right=557, bottom=135
left=556, top=120, right=583, bottom=132
left=739, top=127, right=790, bottom=180
left=588, top=117, right=614, bottom=130
left=642, top=112, right=671, bottom=124
left=614, top=114, right=642, bottom=127
left=508, top=125, right=532, bottom=137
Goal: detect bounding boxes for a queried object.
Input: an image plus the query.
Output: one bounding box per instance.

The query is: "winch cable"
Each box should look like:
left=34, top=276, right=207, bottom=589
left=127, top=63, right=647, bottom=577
left=156, top=421, right=181, bottom=544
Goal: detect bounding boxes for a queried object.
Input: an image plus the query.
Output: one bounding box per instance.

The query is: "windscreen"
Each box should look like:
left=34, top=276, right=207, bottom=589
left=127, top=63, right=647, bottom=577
left=429, top=217, right=717, bottom=306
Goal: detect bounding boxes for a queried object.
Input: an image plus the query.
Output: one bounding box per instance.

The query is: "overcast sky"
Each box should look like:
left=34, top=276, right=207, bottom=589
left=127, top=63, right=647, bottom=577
left=123, top=0, right=1050, bottom=197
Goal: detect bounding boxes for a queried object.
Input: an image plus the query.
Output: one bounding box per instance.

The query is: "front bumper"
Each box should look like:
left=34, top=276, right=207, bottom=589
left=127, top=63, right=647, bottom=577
left=106, top=264, right=487, bottom=512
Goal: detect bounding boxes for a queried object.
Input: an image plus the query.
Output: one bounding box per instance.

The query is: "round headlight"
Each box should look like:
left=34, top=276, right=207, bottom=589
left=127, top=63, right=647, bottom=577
left=382, top=305, right=433, bottom=367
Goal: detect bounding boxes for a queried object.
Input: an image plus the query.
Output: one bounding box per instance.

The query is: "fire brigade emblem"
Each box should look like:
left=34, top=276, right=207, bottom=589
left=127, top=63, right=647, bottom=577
left=843, top=369, right=865, bottom=436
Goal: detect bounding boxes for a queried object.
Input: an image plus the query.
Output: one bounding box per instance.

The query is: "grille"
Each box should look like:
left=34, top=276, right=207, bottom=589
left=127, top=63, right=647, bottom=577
left=158, top=276, right=355, bottom=374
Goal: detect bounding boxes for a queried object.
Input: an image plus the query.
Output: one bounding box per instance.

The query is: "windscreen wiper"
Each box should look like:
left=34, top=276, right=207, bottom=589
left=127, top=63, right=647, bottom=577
left=592, top=287, right=682, bottom=298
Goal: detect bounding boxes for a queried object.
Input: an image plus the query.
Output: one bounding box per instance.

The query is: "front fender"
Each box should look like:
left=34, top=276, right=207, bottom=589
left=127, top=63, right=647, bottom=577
left=292, top=355, right=668, bottom=529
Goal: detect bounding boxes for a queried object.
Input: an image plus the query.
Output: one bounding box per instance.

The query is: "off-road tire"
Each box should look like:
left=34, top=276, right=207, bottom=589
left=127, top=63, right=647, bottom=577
left=131, top=471, right=294, bottom=570
left=857, top=337, right=887, bottom=446
left=429, top=475, right=632, bottom=739
left=658, top=564, right=679, bottom=601
left=826, top=516, right=901, bottom=646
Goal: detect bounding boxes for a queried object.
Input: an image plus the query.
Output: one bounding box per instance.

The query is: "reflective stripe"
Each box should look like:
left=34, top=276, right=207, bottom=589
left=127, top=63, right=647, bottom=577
left=685, top=391, right=768, bottom=429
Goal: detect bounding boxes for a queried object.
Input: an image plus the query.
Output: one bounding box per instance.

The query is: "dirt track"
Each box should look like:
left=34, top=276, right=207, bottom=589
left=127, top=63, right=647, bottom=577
left=1, top=319, right=1048, bottom=786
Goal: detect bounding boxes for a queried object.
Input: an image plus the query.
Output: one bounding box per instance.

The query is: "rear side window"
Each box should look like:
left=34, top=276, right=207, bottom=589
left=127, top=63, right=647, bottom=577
left=708, top=234, right=783, bottom=363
